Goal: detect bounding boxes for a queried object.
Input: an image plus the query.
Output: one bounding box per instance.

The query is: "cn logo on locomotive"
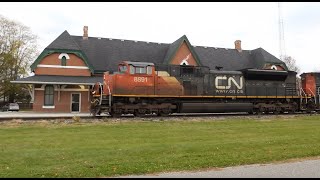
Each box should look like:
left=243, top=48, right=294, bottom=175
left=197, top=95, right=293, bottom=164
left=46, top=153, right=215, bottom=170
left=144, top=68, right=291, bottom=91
left=215, top=76, right=243, bottom=90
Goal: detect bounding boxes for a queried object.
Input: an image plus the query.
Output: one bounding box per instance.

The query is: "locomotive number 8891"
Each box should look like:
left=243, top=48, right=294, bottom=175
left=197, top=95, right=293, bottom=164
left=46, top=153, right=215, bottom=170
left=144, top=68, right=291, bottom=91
left=90, top=61, right=318, bottom=117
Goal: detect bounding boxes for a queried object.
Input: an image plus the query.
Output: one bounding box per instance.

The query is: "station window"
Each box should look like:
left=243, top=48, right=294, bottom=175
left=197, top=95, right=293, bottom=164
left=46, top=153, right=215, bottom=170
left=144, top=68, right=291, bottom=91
left=44, top=85, right=54, bottom=106
left=61, top=56, right=67, bottom=66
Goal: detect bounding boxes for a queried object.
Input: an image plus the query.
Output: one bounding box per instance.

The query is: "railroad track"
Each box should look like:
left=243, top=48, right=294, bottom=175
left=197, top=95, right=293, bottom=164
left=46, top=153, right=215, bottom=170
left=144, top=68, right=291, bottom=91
left=0, top=112, right=318, bottom=122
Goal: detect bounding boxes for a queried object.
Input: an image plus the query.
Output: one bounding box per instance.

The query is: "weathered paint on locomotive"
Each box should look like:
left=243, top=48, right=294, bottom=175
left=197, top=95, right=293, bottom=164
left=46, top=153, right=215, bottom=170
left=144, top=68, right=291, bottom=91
left=99, top=62, right=299, bottom=98
left=90, top=61, right=308, bottom=117
left=301, top=73, right=316, bottom=96
left=101, top=62, right=184, bottom=96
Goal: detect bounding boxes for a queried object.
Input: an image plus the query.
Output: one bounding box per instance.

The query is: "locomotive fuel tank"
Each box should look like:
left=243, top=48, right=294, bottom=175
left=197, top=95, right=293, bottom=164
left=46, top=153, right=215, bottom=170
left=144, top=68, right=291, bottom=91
left=180, top=103, right=253, bottom=113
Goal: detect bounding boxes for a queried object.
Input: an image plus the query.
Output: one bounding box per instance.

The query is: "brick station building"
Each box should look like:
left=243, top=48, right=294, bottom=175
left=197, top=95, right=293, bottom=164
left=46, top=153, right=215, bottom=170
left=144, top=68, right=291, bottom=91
left=12, top=26, right=288, bottom=113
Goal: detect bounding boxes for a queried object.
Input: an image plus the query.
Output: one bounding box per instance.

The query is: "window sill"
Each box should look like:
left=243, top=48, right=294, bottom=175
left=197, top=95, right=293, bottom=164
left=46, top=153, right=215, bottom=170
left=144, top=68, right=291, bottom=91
left=42, top=106, right=55, bottom=109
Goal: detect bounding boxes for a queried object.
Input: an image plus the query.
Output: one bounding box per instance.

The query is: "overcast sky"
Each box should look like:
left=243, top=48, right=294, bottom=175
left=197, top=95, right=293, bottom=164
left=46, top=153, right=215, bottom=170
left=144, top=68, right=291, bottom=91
left=1, top=2, right=319, bottom=74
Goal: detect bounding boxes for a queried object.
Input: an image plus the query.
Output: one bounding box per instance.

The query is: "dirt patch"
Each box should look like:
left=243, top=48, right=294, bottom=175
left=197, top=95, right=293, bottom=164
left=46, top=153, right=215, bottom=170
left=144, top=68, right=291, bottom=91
left=0, top=114, right=318, bottom=127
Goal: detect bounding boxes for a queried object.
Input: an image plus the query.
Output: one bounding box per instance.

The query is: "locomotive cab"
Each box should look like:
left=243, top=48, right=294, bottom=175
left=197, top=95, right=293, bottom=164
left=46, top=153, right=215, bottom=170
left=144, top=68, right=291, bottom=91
left=112, top=61, right=156, bottom=95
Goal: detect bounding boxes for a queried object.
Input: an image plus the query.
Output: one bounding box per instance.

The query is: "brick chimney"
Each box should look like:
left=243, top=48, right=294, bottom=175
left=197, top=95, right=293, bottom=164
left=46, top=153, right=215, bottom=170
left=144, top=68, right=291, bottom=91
left=234, top=40, right=242, bottom=52
left=83, top=26, right=88, bottom=40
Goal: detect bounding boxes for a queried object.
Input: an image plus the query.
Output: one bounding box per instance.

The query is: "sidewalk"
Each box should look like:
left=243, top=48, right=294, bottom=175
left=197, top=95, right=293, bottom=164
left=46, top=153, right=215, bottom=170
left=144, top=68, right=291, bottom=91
left=0, top=111, right=99, bottom=120
left=118, top=157, right=320, bottom=178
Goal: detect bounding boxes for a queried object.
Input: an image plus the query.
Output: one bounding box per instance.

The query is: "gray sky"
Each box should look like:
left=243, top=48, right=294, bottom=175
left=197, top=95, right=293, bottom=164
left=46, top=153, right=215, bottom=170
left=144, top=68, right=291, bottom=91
left=1, top=2, right=319, bottom=74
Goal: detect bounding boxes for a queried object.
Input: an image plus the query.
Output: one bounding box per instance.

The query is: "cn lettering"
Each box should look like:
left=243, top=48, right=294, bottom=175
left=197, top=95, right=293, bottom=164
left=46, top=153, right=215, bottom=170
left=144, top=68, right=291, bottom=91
left=215, top=76, right=243, bottom=89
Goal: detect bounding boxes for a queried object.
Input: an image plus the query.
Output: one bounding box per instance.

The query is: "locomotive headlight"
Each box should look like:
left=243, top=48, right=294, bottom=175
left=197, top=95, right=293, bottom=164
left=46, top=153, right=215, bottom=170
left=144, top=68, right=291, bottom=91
left=92, top=90, right=96, bottom=95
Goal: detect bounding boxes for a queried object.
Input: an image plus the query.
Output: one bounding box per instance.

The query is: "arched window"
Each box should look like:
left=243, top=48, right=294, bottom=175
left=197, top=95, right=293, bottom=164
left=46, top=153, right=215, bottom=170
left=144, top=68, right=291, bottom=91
left=180, top=60, right=189, bottom=65
left=61, top=56, right=67, bottom=66
left=58, top=53, right=70, bottom=66
left=271, top=65, right=278, bottom=70
left=44, top=85, right=54, bottom=106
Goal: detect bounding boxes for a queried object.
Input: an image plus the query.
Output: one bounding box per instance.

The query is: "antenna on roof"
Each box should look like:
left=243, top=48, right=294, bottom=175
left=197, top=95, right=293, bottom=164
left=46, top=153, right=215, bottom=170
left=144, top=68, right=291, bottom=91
left=278, top=2, right=286, bottom=61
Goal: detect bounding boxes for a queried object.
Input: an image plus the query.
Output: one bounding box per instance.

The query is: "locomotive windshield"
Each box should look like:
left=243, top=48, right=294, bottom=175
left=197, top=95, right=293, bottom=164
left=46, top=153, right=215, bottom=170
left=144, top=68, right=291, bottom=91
left=119, top=65, right=127, bottom=73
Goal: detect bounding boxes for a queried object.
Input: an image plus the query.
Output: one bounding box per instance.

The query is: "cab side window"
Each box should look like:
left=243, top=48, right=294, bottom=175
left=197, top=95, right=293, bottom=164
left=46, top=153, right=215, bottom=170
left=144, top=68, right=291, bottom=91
left=135, top=66, right=146, bottom=74
left=147, top=66, right=152, bottom=75
left=129, top=65, right=152, bottom=75
left=130, top=65, right=135, bottom=74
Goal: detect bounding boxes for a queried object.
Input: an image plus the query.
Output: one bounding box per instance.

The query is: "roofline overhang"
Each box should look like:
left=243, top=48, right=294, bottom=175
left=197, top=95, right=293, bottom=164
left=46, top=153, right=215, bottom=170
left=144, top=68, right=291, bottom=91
left=10, top=80, right=96, bottom=85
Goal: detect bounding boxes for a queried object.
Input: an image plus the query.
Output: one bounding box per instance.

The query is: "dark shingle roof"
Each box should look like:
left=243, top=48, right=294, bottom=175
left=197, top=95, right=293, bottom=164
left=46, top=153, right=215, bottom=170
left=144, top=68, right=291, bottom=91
left=46, top=30, right=81, bottom=50
left=194, top=47, right=254, bottom=71
left=43, top=31, right=286, bottom=72
left=72, top=36, right=170, bottom=72
left=251, top=48, right=288, bottom=69
left=163, top=35, right=185, bottom=64
left=11, top=75, right=103, bottom=85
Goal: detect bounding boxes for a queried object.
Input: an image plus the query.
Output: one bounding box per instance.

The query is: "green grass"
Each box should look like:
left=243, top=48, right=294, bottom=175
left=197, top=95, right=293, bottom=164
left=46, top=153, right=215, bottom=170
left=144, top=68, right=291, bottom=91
left=1, top=115, right=320, bottom=177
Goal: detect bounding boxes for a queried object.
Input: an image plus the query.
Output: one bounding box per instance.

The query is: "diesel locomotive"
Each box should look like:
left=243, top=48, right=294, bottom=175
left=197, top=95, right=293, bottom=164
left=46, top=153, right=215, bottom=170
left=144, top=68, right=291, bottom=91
left=90, top=61, right=318, bottom=117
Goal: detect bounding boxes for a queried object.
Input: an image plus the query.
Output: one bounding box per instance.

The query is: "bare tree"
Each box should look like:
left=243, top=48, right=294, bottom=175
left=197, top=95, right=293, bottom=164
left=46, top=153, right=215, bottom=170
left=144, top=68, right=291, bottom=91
left=283, top=55, right=300, bottom=74
left=0, top=15, right=39, bottom=103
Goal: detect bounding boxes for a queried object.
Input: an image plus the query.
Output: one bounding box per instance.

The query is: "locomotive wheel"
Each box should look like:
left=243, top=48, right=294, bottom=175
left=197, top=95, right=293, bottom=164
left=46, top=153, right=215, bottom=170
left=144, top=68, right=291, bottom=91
left=274, top=106, right=281, bottom=115
left=91, top=107, right=101, bottom=117
left=288, top=109, right=295, bottom=114
left=158, top=108, right=170, bottom=117
left=110, top=112, right=121, bottom=118
left=257, top=106, right=265, bottom=115
left=134, top=109, right=147, bottom=117
left=110, top=109, right=122, bottom=118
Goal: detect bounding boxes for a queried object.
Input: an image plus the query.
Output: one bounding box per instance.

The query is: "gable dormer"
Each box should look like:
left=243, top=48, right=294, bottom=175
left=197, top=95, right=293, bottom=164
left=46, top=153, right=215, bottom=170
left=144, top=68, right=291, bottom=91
left=163, top=35, right=202, bottom=66
left=30, top=30, right=94, bottom=76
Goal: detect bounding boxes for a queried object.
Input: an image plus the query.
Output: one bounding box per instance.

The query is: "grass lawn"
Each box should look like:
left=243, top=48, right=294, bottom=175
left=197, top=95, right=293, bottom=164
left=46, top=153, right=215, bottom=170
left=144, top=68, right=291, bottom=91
left=1, top=115, right=320, bottom=177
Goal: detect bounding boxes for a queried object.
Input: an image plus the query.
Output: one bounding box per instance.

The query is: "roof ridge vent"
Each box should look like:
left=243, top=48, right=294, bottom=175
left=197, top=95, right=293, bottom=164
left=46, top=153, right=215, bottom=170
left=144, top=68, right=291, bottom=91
left=109, top=38, right=113, bottom=40
left=204, top=46, right=207, bottom=48
left=146, top=41, right=149, bottom=44
left=121, top=39, right=124, bottom=41
left=134, top=40, right=138, bottom=42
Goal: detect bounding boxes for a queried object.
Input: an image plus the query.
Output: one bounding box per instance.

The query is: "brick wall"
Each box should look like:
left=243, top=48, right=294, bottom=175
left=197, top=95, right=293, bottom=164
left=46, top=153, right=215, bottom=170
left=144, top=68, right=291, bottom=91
left=33, top=89, right=90, bottom=113
left=170, top=42, right=198, bottom=66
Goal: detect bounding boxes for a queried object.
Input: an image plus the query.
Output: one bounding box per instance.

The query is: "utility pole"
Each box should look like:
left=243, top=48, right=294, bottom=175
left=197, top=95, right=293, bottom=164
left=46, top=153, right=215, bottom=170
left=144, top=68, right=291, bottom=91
left=278, top=2, right=286, bottom=61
